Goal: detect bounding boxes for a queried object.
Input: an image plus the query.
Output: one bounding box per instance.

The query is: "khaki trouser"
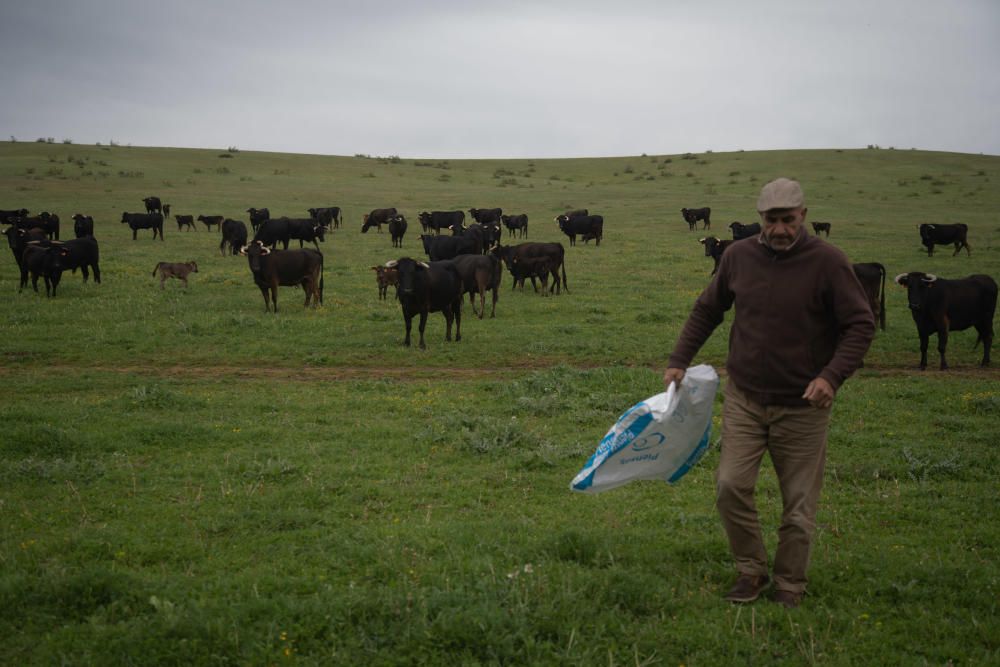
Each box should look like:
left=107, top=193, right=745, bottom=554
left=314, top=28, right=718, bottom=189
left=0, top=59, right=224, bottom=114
left=717, top=381, right=832, bottom=594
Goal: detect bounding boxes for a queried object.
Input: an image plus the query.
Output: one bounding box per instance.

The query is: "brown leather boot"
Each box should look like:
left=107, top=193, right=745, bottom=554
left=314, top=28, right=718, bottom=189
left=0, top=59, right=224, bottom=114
left=772, top=589, right=803, bottom=609
left=723, top=574, right=770, bottom=603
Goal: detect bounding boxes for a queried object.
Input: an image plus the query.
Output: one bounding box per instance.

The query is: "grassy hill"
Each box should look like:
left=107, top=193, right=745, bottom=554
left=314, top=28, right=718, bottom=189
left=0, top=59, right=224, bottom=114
left=1, top=142, right=998, bottom=664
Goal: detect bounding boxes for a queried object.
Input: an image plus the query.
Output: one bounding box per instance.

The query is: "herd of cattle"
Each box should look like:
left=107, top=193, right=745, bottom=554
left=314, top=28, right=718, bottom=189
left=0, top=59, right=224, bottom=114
left=1, top=199, right=995, bottom=367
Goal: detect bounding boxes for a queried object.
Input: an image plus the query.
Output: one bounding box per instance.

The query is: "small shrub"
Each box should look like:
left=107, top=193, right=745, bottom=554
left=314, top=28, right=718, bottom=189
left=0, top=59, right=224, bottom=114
left=623, top=165, right=634, bottom=174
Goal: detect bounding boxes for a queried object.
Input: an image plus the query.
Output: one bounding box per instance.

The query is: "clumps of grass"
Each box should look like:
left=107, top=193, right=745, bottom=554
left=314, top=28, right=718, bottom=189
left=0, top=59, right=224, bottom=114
left=437, top=173, right=451, bottom=182
left=273, top=169, right=290, bottom=176
left=215, top=166, right=230, bottom=175
left=623, top=165, right=634, bottom=174
left=125, top=384, right=188, bottom=410
left=493, top=168, right=515, bottom=178
left=118, top=170, right=144, bottom=178
left=420, top=414, right=542, bottom=455
left=414, top=160, right=450, bottom=169
left=902, top=448, right=961, bottom=483
left=497, top=178, right=519, bottom=187
left=1, top=423, right=85, bottom=457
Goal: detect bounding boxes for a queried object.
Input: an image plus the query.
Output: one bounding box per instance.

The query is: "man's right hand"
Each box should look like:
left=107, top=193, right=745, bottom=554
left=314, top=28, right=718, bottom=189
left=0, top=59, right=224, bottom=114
left=663, top=367, right=686, bottom=389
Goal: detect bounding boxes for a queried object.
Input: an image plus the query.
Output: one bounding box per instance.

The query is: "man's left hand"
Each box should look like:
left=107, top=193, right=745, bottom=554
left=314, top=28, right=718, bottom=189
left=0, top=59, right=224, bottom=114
left=802, top=378, right=836, bottom=409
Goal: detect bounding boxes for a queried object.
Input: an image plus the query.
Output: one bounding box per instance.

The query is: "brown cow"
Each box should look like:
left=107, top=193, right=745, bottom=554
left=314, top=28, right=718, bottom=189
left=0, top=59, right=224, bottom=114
left=152, top=261, right=198, bottom=289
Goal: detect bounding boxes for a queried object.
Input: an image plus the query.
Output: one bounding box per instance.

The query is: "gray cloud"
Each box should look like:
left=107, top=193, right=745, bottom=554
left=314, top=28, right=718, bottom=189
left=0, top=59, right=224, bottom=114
left=2, top=0, right=998, bottom=157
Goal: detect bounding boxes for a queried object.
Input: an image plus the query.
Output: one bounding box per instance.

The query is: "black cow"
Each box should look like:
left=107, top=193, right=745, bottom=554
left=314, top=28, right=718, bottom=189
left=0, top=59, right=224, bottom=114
left=556, top=214, right=603, bottom=246
left=240, top=240, right=324, bottom=312
left=894, top=271, right=996, bottom=369
left=19, top=243, right=64, bottom=296
left=253, top=218, right=291, bottom=250
left=1, top=208, right=28, bottom=225
left=451, top=253, right=502, bottom=318
left=175, top=214, right=196, bottom=231
left=700, top=236, right=734, bottom=275
left=220, top=219, right=249, bottom=256
left=918, top=223, right=970, bottom=257
left=730, top=222, right=761, bottom=240
left=143, top=196, right=162, bottom=215
left=247, top=207, right=270, bottom=233
left=38, top=212, right=61, bottom=240
left=469, top=207, right=502, bottom=225
left=362, top=208, right=397, bottom=233
left=4, top=226, right=47, bottom=270
left=495, top=243, right=568, bottom=293
left=812, top=221, right=831, bottom=237
left=420, top=233, right=478, bottom=261
left=450, top=222, right=486, bottom=255
left=286, top=218, right=326, bottom=250
left=308, top=206, right=341, bottom=229
left=853, top=262, right=886, bottom=331
left=501, top=213, right=528, bottom=238
left=162, top=204, right=171, bottom=218
left=555, top=209, right=588, bottom=223
left=72, top=214, right=94, bottom=238
left=385, top=257, right=463, bottom=348
left=388, top=214, right=407, bottom=248
left=198, top=215, right=224, bottom=232
left=511, top=254, right=563, bottom=295
left=52, top=236, right=101, bottom=284
left=481, top=222, right=502, bottom=252
left=681, top=207, right=711, bottom=231
left=121, top=212, right=164, bottom=240
left=418, top=210, right=464, bottom=234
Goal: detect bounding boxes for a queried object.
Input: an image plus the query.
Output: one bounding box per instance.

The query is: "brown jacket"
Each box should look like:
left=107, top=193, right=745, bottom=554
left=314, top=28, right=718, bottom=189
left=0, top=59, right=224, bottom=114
left=668, top=229, right=875, bottom=403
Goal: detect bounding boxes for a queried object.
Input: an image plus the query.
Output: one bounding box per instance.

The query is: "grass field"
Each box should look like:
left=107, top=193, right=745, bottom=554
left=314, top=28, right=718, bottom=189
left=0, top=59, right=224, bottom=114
left=1, top=142, right=998, bottom=665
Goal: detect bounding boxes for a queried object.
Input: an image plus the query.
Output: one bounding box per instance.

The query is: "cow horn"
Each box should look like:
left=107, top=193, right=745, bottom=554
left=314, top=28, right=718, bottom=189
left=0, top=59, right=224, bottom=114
left=384, top=260, right=398, bottom=268
left=699, top=238, right=706, bottom=243
left=261, top=246, right=271, bottom=255
left=239, top=245, right=248, bottom=255
left=418, top=262, right=430, bottom=269
left=893, top=273, right=908, bottom=285
left=923, top=273, right=937, bottom=282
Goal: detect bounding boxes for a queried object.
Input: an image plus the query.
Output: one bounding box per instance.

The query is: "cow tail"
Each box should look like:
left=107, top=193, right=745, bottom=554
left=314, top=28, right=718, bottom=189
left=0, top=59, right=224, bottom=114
left=877, top=262, right=886, bottom=331
left=151, top=262, right=161, bottom=276
left=319, top=260, right=325, bottom=305
left=561, top=256, right=568, bottom=293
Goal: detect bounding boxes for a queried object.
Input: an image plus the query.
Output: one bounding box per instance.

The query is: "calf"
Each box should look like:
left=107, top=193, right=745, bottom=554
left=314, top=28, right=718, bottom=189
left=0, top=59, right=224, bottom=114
left=198, top=215, right=224, bottom=232
left=501, top=213, right=528, bottom=238
left=700, top=236, right=734, bottom=275
left=121, top=212, right=164, bottom=240
left=175, top=214, right=196, bottom=231
left=811, top=221, right=831, bottom=237
left=853, top=262, right=886, bottom=331
left=162, top=204, right=171, bottom=218
left=495, top=242, right=568, bottom=293
left=512, top=254, right=562, bottom=295
left=72, top=214, right=94, bottom=238
left=681, top=207, right=711, bottom=231
left=240, top=241, right=324, bottom=312
left=1, top=208, right=28, bottom=225
left=220, top=219, right=249, bottom=256
left=152, top=261, right=198, bottom=289
left=894, top=271, right=997, bottom=369
left=385, top=257, right=463, bottom=348
left=729, top=221, right=761, bottom=240
left=388, top=214, right=407, bottom=248
left=918, top=223, right=970, bottom=257
left=452, top=253, right=502, bottom=318
left=370, top=265, right=399, bottom=300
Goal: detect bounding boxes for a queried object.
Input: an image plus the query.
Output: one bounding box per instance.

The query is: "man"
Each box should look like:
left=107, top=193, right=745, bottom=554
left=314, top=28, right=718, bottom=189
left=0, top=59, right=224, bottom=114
left=663, top=178, right=875, bottom=608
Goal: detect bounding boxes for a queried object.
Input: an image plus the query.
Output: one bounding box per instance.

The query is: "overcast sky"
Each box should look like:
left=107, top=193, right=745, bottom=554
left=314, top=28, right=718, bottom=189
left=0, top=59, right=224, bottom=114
left=2, top=1, right=998, bottom=158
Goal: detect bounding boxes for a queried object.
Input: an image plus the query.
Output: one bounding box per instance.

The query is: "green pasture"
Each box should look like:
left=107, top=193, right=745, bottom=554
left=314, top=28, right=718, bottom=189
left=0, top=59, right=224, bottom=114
left=1, top=142, right=998, bottom=664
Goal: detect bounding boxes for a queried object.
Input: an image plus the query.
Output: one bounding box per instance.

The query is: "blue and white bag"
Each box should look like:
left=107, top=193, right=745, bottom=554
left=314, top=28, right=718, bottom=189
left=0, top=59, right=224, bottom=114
left=570, top=364, right=719, bottom=493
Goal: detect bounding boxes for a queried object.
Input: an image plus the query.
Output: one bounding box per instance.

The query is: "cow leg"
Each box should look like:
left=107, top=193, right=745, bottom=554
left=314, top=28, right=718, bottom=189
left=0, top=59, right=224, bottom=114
left=92, top=264, right=101, bottom=284
left=937, top=329, right=949, bottom=370
left=478, top=287, right=485, bottom=319
left=182, top=277, right=189, bottom=289
left=403, top=312, right=413, bottom=346
left=132, top=228, right=138, bottom=240
left=160, top=275, right=167, bottom=290
left=418, top=311, right=428, bottom=349
left=443, top=306, right=453, bottom=341
left=453, top=298, right=462, bottom=341
left=918, top=333, right=929, bottom=369
left=259, top=286, right=271, bottom=312
left=490, top=287, right=497, bottom=318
